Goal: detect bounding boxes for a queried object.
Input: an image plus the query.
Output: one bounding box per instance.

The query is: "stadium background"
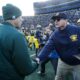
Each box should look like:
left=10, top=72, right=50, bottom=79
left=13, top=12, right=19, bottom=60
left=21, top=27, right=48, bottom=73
left=0, top=0, right=80, bottom=80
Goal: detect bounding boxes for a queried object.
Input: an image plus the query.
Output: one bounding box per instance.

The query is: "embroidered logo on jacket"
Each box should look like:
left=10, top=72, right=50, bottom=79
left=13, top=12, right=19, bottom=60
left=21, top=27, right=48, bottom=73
left=70, top=35, right=78, bottom=42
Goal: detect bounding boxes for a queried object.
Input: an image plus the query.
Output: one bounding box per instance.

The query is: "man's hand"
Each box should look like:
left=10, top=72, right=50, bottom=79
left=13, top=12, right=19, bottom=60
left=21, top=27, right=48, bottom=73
left=35, top=58, right=40, bottom=64
left=32, top=57, right=40, bottom=64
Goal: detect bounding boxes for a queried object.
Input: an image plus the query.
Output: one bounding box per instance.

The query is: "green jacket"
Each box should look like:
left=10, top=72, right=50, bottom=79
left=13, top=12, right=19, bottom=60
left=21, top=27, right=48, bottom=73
left=0, top=22, right=38, bottom=80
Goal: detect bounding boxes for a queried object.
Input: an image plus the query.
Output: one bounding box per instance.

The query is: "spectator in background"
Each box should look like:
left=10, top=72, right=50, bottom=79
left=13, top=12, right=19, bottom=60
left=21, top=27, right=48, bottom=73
left=28, top=33, right=35, bottom=50
left=35, top=28, right=42, bottom=43
left=0, top=4, right=38, bottom=80
left=34, top=36, right=40, bottom=56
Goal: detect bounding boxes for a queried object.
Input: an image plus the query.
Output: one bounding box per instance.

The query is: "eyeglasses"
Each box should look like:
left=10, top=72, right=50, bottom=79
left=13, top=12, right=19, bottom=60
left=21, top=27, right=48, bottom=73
left=51, top=18, right=61, bottom=23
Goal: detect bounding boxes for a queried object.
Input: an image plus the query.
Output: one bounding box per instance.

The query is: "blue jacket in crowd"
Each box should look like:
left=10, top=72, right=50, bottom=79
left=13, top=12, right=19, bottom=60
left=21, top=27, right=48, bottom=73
left=38, top=25, right=80, bottom=65
left=49, top=50, right=59, bottom=59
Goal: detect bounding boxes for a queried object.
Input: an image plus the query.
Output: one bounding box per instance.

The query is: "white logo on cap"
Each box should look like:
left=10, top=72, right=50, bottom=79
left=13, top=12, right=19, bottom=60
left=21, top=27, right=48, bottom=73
left=12, top=16, right=16, bottom=19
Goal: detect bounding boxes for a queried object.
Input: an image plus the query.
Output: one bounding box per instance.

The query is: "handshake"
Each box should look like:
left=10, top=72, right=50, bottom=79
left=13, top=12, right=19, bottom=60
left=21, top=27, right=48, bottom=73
left=33, top=57, right=40, bottom=65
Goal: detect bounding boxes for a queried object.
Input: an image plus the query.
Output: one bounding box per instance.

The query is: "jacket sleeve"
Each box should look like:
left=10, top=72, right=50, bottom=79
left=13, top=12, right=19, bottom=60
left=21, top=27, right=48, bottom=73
left=38, top=32, right=55, bottom=61
left=12, top=33, right=38, bottom=76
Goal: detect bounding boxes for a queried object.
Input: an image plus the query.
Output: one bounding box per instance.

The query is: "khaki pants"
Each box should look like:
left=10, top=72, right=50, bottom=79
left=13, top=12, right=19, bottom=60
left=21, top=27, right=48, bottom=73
left=55, top=59, right=80, bottom=80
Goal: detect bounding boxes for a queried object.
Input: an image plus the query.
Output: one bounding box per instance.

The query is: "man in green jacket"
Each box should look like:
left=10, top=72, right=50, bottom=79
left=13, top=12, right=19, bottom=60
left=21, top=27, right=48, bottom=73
left=0, top=4, right=38, bottom=80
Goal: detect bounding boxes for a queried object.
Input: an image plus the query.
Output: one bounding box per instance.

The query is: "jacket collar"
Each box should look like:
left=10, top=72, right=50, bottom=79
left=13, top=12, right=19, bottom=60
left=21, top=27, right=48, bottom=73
left=2, top=22, right=14, bottom=27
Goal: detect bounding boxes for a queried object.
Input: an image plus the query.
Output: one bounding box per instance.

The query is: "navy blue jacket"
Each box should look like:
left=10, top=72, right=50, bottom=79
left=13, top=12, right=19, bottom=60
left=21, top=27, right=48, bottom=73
left=38, top=25, right=80, bottom=65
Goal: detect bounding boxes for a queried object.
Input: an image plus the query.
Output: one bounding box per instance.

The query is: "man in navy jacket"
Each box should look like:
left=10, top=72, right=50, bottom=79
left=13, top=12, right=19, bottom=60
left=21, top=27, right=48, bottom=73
left=37, top=13, right=80, bottom=80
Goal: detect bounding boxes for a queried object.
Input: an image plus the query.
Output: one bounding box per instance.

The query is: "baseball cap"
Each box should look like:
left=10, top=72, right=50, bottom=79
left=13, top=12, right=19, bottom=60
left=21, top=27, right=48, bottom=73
left=51, top=13, right=67, bottom=21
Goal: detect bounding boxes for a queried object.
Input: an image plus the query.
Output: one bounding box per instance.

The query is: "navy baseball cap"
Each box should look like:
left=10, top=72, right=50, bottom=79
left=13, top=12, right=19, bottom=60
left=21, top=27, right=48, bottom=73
left=51, top=13, right=67, bottom=21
